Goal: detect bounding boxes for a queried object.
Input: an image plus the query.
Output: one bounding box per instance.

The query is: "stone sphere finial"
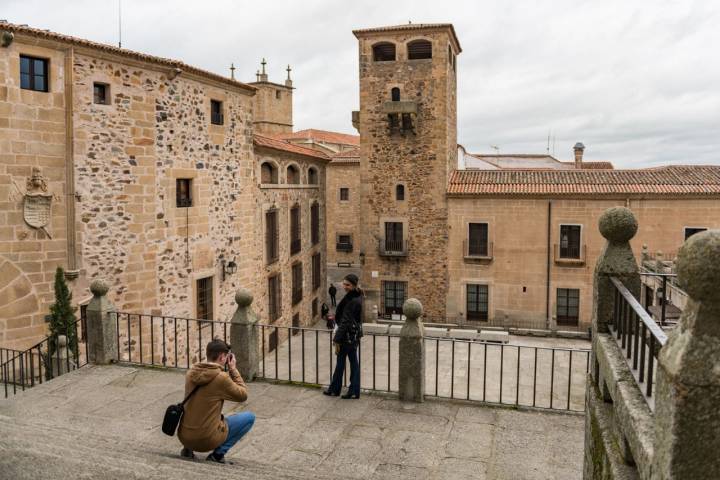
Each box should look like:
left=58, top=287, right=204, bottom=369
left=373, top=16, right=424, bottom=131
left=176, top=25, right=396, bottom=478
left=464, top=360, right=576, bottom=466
left=598, top=207, right=638, bottom=244
left=676, top=230, right=720, bottom=303
left=58, top=335, right=67, bottom=348
left=90, top=279, right=109, bottom=297
left=235, top=288, right=254, bottom=307
left=403, top=298, right=423, bottom=321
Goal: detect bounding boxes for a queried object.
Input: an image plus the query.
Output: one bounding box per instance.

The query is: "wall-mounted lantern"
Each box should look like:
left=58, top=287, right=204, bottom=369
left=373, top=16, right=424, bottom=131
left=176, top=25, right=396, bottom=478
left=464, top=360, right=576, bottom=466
left=221, top=257, right=237, bottom=282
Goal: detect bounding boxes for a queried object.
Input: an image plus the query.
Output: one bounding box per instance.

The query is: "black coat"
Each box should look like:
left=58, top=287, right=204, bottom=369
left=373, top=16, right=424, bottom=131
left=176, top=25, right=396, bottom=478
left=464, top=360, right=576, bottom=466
left=333, top=290, right=363, bottom=345
left=329, top=285, right=337, bottom=296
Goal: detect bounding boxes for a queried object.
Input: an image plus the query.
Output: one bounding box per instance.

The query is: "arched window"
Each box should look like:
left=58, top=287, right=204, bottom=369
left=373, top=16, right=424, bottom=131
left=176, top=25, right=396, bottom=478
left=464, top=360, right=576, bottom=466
left=287, top=164, right=300, bottom=184
left=408, top=39, right=432, bottom=60
left=391, top=87, right=400, bottom=102
left=396, top=184, right=405, bottom=201
left=261, top=162, right=278, bottom=184
left=308, top=167, right=318, bottom=185
left=373, top=42, right=396, bottom=62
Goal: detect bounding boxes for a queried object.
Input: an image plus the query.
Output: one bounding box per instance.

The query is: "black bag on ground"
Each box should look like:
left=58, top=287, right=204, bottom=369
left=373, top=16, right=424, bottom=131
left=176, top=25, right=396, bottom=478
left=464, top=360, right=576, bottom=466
left=161, top=385, right=200, bottom=436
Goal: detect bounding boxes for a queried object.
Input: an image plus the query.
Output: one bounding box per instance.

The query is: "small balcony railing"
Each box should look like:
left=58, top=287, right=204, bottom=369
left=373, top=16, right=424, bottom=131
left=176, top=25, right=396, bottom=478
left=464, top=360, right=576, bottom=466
left=336, top=242, right=353, bottom=252
left=463, top=240, right=493, bottom=260
left=379, top=239, right=408, bottom=257
left=554, top=244, right=586, bottom=265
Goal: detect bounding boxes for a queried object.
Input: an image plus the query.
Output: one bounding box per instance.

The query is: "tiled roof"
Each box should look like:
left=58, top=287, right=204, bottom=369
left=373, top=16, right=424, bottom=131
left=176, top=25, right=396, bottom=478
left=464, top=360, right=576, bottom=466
left=278, top=129, right=360, bottom=146
left=253, top=134, right=330, bottom=161
left=561, top=161, right=615, bottom=170
left=352, top=23, right=462, bottom=52
left=329, top=147, right=360, bottom=165
left=447, top=166, right=720, bottom=197
left=3, top=22, right=254, bottom=93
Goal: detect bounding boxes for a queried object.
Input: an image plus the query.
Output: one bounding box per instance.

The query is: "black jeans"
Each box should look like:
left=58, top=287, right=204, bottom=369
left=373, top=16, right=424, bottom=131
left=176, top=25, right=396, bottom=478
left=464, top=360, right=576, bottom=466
left=329, top=343, right=360, bottom=396
left=330, top=294, right=336, bottom=306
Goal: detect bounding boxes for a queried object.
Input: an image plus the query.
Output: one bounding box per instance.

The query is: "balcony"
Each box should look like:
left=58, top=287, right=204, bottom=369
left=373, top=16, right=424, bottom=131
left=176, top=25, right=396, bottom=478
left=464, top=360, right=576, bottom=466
left=554, top=244, right=586, bottom=266
left=336, top=242, right=353, bottom=252
left=379, top=239, right=408, bottom=257
left=463, top=240, right=493, bottom=261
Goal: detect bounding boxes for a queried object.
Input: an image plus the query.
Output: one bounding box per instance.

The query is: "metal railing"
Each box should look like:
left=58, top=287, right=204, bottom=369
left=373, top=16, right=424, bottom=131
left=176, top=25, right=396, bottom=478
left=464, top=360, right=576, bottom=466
left=336, top=242, right=353, bottom=252
left=609, top=277, right=667, bottom=408
left=554, top=244, right=587, bottom=264
left=463, top=240, right=493, bottom=259
left=640, top=272, right=680, bottom=327
left=2, top=320, right=88, bottom=398
left=379, top=239, right=408, bottom=257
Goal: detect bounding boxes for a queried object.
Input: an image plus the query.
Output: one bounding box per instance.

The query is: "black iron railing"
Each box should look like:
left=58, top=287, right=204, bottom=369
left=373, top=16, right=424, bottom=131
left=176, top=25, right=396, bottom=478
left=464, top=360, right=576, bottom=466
left=379, top=239, right=408, bottom=257
left=640, top=272, right=680, bottom=327
left=610, top=277, right=667, bottom=407
left=554, top=243, right=587, bottom=264
left=463, top=240, right=493, bottom=259
left=1, top=320, right=88, bottom=398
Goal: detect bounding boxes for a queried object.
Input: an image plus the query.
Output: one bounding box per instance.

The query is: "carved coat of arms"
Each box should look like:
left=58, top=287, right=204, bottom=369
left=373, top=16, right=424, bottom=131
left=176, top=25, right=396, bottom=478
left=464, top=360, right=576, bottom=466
left=22, top=167, right=53, bottom=237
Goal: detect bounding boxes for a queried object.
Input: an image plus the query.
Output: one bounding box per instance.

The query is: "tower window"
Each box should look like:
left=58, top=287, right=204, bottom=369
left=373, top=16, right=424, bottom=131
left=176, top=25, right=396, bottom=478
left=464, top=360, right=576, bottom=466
left=276, top=90, right=281, bottom=100
left=396, top=184, right=405, bottom=201
left=391, top=88, right=400, bottom=102
left=93, top=82, right=110, bottom=105
left=372, top=42, right=396, bottom=62
left=210, top=99, right=224, bottom=125
left=408, top=39, right=432, bottom=60
left=176, top=178, right=192, bottom=207
left=20, top=55, right=49, bottom=92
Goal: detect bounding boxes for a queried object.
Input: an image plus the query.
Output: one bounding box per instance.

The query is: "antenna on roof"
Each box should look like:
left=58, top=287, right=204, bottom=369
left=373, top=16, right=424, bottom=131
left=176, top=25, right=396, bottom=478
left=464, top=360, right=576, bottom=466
left=118, top=0, right=122, bottom=48
left=546, top=130, right=551, bottom=154
left=490, top=145, right=500, bottom=154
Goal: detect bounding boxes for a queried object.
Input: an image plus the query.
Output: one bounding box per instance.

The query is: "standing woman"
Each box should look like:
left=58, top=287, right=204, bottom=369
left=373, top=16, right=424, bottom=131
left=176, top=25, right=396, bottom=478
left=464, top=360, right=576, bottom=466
left=323, top=274, right=363, bottom=399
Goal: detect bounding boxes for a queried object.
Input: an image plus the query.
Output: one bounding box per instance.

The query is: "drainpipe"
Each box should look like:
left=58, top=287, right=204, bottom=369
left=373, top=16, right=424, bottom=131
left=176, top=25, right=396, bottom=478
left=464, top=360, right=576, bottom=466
left=64, top=47, right=79, bottom=279
left=546, top=201, right=552, bottom=329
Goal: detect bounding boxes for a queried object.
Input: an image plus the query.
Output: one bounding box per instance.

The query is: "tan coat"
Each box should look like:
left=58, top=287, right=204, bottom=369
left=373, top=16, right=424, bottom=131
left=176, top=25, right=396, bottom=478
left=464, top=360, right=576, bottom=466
left=177, top=362, right=248, bottom=452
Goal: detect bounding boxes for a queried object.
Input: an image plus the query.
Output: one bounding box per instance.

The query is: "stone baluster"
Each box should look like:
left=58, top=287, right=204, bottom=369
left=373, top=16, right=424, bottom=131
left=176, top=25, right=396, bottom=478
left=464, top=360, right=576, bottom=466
left=398, top=298, right=424, bottom=402
left=86, top=280, right=117, bottom=364
left=229, top=288, right=259, bottom=381
left=652, top=230, right=720, bottom=479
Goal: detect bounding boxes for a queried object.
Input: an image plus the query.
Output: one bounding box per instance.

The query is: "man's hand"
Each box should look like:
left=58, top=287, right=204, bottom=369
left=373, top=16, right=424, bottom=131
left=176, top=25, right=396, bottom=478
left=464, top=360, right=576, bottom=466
left=334, top=343, right=340, bottom=355
left=227, top=353, right=237, bottom=370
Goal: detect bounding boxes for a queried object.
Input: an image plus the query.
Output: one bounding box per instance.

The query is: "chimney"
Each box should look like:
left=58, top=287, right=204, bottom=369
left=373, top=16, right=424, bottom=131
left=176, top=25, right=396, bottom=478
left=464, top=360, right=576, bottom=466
left=573, top=142, right=585, bottom=169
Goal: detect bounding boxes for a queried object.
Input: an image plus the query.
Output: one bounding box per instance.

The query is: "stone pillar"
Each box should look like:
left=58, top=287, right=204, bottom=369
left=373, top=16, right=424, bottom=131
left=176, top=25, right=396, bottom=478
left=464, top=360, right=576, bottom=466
left=229, top=288, right=259, bottom=381
left=85, top=280, right=117, bottom=365
left=52, top=335, right=71, bottom=377
left=652, top=230, right=720, bottom=479
left=398, top=298, right=424, bottom=402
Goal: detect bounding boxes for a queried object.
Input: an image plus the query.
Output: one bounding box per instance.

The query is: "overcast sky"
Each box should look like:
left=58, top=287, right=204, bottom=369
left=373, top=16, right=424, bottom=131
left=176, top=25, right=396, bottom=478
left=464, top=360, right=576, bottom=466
left=4, top=0, right=719, bottom=167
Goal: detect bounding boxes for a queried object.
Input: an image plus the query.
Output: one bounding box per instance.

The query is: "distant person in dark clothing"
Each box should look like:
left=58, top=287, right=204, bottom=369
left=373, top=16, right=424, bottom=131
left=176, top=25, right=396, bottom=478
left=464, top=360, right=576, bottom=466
left=323, top=274, right=363, bottom=399
left=321, top=302, right=333, bottom=329
left=328, top=284, right=337, bottom=306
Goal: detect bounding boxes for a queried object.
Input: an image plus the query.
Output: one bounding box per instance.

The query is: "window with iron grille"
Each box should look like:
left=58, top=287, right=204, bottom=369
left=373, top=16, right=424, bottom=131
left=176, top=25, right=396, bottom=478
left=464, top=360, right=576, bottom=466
left=290, top=205, right=301, bottom=255
left=20, top=55, right=49, bottom=92
left=210, top=99, right=224, bottom=125
left=311, top=203, right=320, bottom=245
left=466, top=284, right=489, bottom=321
left=373, top=42, right=396, bottom=62
left=382, top=281, right=407, bottom=317
left=557, top=288, right=580, bottom=326
left=336, top=234, right=353, bottom=252
left=268, top=274, right=281, bottom=322
left=559, top=225, right=581, bottom=259
left=196, top=277, right=214, bottom=320
left=384, top=222, right=403, bottom=252
left=176, top=178, right=192, bottom=207
left=407, top=40, right=432, bottom=60
left=292, top=263, right=303, bottom=305
left=312, top=253, right=321, bottom=290
left=312, top=298, right=318, bottom=318
left=468, top=223, right=488, bottom=256
left=265, top=209, right=279, bottom=264
left=339, top=188, right=349, bottom=201
left=93, top=82, right=110, bottom=105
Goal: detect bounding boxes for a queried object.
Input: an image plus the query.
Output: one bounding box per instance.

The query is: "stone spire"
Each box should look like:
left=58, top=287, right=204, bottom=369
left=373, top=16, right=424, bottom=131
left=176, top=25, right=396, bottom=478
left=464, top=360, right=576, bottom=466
left=285, top=64, right=292, bottom=87
left=258, top=58, right=268, bottom=82
left=229, top=63, right=236, bottom=80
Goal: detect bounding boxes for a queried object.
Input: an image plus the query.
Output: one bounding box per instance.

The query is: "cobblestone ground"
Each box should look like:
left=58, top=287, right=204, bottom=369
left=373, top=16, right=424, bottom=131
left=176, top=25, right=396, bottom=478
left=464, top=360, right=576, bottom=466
left=0, top=365, right=584, bottom=479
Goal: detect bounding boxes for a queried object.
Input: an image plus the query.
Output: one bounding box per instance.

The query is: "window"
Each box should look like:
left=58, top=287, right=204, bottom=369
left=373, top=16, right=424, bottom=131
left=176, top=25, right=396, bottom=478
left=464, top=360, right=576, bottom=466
left=396, top=184, right=405, bottom=201
left=93, top=82, right=110, bottom=105
left=265, top=209, right=279, bottom=264
left=560, top=225, right=581, bottom=259
left=467, top=284, right=489, bottom=321
left=372, top=42, right=396, bottom=62
left=339, top=188, right=349, bottom=201
left=407, top=39, right=432, bottom=60
left=312, top=298, right=318, bottom=318
left=290, top=204, right=301, bottom=255
left=468, top=223, right=488, bottom=257
left=292, top=262, right=303, bottom=305
left=176, top=179, right=192, bottom=207
left=20, top=55, right=49, bottom=92
left=210, top=99, right=223, bottom=125
left=557, top=288, right=580, bottom=326
left=268, top=274, right=281, bottom=322
left=336, top=234, right=353, bottom=252
left=382, top=281, right=407, bottom=317
left=312, top=253, right=321, bottom=290
left=196, top=277, right=214, bottom=320
left=287, top=165, right=300, bottom=184
left=308, top=167, right=318, bottom=185
left=391, top=87, right=400, bottom=102
left=385, top=222, right=404, bottom=252
left=261, top=162, right=278, bottom=184
left=275, top=90, right=281, bottom=100
left=684, top=227, right=707, bottom=241
left=311, top=203, right=320, bottom=245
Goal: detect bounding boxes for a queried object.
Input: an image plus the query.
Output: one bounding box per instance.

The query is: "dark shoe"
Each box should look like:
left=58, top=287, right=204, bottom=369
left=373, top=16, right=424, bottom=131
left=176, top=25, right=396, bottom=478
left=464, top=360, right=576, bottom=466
left=341, top=392, right=359, bottom=399
left=206, top=452, right=234, bottom=465
left=180, top=447, right=194, bottom=459
left=323, top=389, right=339, bottom=396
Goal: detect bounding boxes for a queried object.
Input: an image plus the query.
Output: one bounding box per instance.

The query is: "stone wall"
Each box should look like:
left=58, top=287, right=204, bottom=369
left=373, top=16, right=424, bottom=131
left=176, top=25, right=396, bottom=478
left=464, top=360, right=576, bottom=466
left=249, top=81, right=293, bottom=135
left=325, top=160, right=361, bottom=271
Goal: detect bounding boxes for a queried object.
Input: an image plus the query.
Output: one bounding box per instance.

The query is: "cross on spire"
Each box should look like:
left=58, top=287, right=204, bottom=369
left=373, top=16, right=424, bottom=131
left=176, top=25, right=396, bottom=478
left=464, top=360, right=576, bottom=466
left=230, top=63, right=236, bottom=80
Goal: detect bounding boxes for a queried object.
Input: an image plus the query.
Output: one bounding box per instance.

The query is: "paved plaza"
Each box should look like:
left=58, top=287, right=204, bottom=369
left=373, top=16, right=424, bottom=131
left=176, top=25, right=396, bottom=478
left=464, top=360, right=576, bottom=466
left=0, top=364, right=584, bottom=479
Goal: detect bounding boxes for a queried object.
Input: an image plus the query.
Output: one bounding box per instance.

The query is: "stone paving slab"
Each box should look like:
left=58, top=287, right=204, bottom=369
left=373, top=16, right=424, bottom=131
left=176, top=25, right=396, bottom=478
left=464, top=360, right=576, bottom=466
left=0, top=364, right=584, bottom=479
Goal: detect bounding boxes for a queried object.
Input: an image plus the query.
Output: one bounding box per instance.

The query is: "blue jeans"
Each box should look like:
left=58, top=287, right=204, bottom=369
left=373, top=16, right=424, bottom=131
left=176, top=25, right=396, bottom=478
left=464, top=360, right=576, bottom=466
left=214, top=411, right=255, bottom=456
left=329, top=344, right=360, bottom=396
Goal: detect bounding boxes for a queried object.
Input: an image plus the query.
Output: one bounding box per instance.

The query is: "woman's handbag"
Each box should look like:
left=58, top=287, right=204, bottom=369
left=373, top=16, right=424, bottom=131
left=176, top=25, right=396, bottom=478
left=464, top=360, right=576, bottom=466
left=161, top=385, right=201, bottom=436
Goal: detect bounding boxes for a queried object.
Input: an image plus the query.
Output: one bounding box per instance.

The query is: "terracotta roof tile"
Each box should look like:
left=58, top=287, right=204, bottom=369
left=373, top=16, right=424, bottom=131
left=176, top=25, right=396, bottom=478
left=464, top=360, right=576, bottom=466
left=560, top=161, right=615, bottom=170
left=277, top=129, right=359, bottom=146
left=253, top=134, right=330, bottom=161
left=329, top=147, right=360, bottom=164
left=447, top=166, right=720, bottom=197
left=352, top=23, right=462, bottom=52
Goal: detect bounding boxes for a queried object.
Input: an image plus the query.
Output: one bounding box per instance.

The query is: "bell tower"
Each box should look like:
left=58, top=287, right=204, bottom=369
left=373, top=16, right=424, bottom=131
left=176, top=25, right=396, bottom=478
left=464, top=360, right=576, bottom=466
left=248, top=59, right=294, bottom=135
left=353, top=24, right=461, bottom=321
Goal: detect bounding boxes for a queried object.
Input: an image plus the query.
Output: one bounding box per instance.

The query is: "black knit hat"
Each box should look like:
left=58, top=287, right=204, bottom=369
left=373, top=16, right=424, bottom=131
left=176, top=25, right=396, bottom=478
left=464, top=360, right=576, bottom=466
left=343, top=273, right=359, bottom=286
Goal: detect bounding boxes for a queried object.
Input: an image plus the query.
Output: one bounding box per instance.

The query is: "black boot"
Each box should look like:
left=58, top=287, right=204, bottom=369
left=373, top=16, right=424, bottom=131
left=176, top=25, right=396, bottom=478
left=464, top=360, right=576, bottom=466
left=323, top=389, right=339, bottom=396
left=206, top=452, right=234, bottom=465
left=180, top=447, right=194, bottom=459
left=341, top=392, right=359, bottom=399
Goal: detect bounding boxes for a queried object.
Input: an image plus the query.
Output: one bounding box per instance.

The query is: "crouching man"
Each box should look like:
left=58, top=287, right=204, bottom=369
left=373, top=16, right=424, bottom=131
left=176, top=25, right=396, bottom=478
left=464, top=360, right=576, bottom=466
left=178, top=339, right=255, bottom=464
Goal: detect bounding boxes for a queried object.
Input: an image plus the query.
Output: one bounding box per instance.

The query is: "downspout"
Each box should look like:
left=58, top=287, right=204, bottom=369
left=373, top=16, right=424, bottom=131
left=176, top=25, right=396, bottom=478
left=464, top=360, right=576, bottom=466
left=546, top=201, right=552, bottom=330
left=64, top=47, right=79, bottom=279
